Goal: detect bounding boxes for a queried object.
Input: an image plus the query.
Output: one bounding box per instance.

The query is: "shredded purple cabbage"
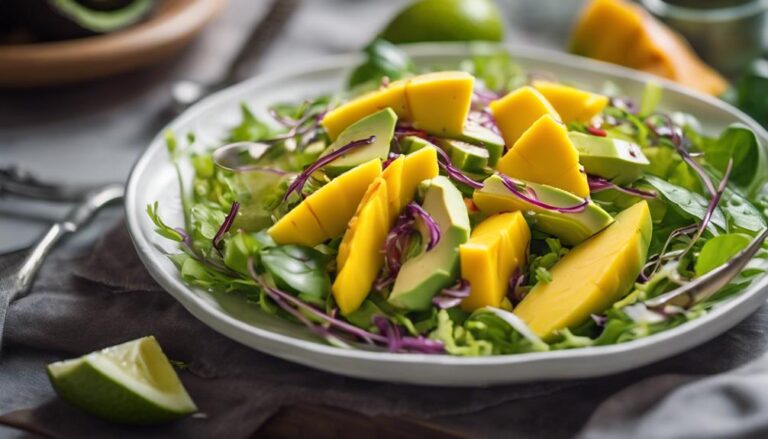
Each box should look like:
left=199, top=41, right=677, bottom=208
left=282, top=136, right=376, bottom=201
left=382, top=152, right=400, bottom=169
left=646, top=114, right=717, bottom=196
left=429, top=145, right=485, bottom=189
left=591, top=314, right=608, bottom=327
left=506, top=268, right=526, bottom=304
left=407, top=202, right=441, bottom=250
left=588, top=175, right=657, bottom=199
left=469, top=109, right=502, bottom=136
left=376, top=202, right=442, bottom=290
left=688, top=158, right=733, bottom=246
left=498, top=173, right=588, bottom=213
left=248, top=261, right=444, bottom=353
left=432, top=279, right=471, bottom=309
left=212, top=201, right=240, bottom=252
left=642, top=223, right=699, bottom=279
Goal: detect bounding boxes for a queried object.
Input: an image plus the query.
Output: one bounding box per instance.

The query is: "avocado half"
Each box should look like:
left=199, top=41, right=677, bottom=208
left=22, top=0, right=156, bottom=40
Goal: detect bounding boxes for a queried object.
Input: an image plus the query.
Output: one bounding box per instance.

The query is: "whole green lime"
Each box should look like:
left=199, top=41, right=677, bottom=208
left=381, top=0, right=504, bottom=44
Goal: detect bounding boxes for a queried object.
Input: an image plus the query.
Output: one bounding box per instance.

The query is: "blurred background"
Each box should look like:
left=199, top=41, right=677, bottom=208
left=0, top=0, right=766, bottom=251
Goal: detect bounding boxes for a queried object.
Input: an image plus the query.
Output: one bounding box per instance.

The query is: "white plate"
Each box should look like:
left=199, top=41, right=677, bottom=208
left=126, top=43, right=768, bottom=386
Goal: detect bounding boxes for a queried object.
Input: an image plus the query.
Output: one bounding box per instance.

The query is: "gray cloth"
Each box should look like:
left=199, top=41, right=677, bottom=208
left=3, top=0, right=768, bottom=438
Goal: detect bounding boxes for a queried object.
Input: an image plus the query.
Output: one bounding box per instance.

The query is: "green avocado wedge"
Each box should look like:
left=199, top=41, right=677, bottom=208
left=457, top=121, right=505, bottom=166
left=321, top=108, right=396, bottom=176
left=568, top=132, right=650, bottom=185
left=473, top=174, right=614, bottom=245
left=400, top=135, right=436, bottom=154
left=389, top=176, right=471, bottom=310
left=435, top=138, right=490, bottom=173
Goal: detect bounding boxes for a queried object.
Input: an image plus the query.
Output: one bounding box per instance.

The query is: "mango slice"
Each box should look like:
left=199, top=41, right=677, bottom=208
left=399, top=147, right=440, bottom=211
left=333, top=177, right=390, bottom=315
left=322, top=72, right=474, bottom=141
left=268, top=159, right=382, bottom=246
left=570, top=0, right=727, bottom=96
left=405, top=71, right=474, bottom=137
left=514, top=201, right=652, bottom=339
left=489, top=86, right=561, bottom=147
left=496, top=114, right=589, bottom=198
left=382, top=156, right=405, bottom=221
left=532, top=81, right=608, bottom=124
left=322, top=79, right=410, bottom=140
left=460, top=212, right=530, bottom=311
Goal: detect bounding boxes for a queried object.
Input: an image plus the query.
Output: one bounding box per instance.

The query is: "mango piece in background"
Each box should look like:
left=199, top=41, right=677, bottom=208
left=570, top=0, right=728, bottom=96
left=460, top=212, right=530, bottom=311
left=496, top=114, right=589, bottom=198
left=489, top=86, right=561, bottom=147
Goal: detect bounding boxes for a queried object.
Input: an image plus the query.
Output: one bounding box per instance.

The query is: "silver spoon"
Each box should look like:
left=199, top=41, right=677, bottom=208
left=0, top=183, right=124, bottom=351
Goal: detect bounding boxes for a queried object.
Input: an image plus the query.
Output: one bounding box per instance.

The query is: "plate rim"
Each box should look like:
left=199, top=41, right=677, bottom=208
left=125, top=43, right=768, bottom=374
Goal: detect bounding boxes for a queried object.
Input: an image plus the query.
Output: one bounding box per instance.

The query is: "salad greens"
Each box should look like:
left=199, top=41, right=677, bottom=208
left=149, top=43, right=768, bottom=356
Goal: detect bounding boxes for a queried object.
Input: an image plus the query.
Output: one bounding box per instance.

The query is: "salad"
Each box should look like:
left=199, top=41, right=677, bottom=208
left=149, top=44, right=768, bottom=356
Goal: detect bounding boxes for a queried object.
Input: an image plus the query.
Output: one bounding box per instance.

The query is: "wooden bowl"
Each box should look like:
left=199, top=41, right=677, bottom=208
left=0, top=0, right=228, bottom=87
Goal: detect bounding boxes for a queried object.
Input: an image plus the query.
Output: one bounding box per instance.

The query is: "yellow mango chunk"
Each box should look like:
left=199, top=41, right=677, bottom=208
left=570, top=0, right=727, bottom=96
left=332, top=178, right=390, bottom=315
left=322, top=79, right=410, bottom=140
left=489, top=86, right=561, bottom=147
left=514, top=201, right=652, bottom=339
left=265, top=202, right=328, bottom=248
left=460, top=212, right=530, bottom=311
left=406, top=71, right=474, bottom=137
left=268, top=159, right=382, bottom=246
left=532, top=81, right=608, bottom=124
left=400, top=147, right=439, bottom=209
left=496, top=115, right=589, bottom=198
left=382, top=156, right=405, bottom=221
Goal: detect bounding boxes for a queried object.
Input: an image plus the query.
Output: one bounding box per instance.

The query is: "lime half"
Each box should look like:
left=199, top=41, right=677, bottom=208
left=47, top=336, right=197, bottom=425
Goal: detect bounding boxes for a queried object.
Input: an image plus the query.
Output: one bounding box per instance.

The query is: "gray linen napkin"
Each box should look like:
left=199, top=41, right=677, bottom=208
left=2, top=220, right=768, bottom=438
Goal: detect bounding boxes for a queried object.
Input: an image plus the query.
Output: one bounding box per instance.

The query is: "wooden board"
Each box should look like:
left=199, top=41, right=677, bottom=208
left=0, top=0, right=228, bottom=88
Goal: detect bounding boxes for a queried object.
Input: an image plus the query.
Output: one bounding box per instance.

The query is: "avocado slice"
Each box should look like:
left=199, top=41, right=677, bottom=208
left=435, top=139, right=489, bottom=173
left=568, top=132, right=650, bottom=185
left=22, top=0, right=156, bottom=40
left=322, top=108, right=396, bottom=176
left=457, top=121, right=504, bottom=166
left=473, top=175, right=614, bottom=245
left=399, top=135, right=435, bottom=154
left=388, top=176, right=471, bottom=310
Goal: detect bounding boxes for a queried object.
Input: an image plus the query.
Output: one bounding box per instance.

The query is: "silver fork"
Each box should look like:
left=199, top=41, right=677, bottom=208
left=644, top=227, right=768, bottom=309
left=0, top=183, right=124, bottom=350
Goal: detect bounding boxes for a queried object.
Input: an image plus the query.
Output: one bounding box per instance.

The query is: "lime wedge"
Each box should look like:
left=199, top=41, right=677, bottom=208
left=47, top=336, right=197, bottom=425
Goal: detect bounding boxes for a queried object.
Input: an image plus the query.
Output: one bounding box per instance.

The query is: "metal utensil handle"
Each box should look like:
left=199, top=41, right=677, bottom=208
left=13, top=183, right=125, bottom=299
left=645, top=227, right=768, bottom=309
